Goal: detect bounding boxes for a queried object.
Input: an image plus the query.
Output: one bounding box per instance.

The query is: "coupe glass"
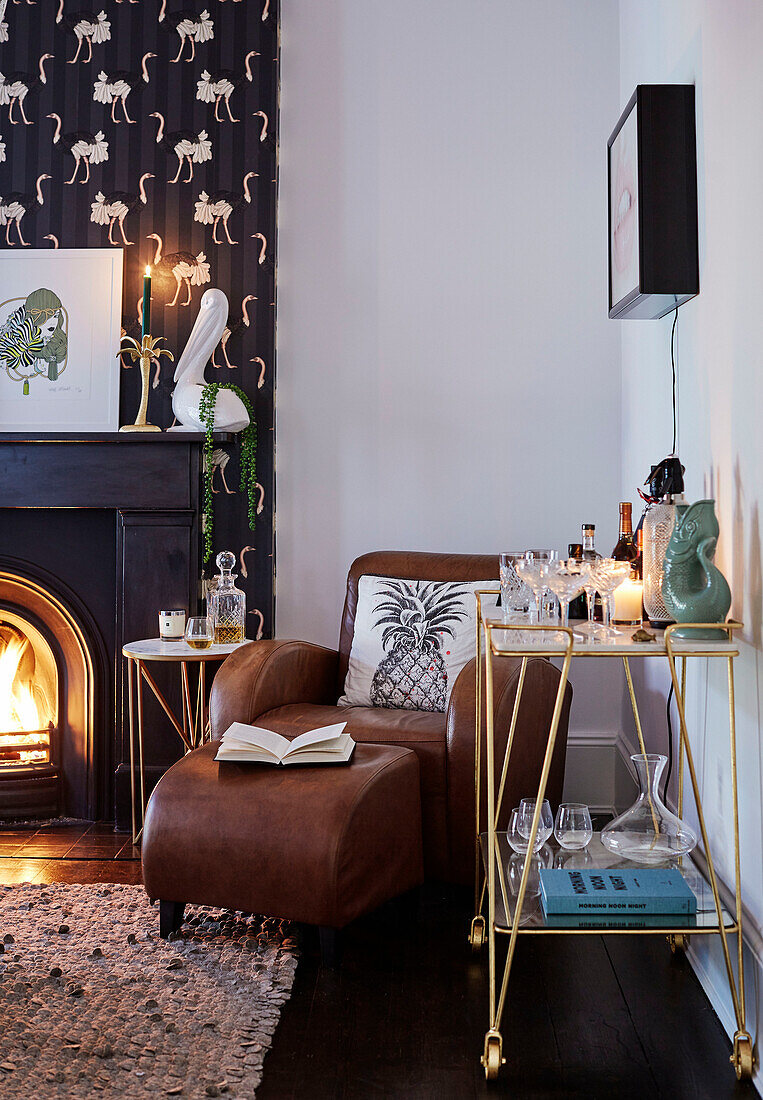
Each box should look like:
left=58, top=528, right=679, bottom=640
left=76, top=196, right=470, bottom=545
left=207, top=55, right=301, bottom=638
left=499, top=552, right=532, bottom=614
left=545, top=560, right=586, bottom=627
left=185, top=616, right=213, bottom=649
left=517, top=797, right=554, bottom=847
left=515, top=550, right=557, bottom=622
left=595, top=559, right=632, bottom=636
left=554, top=803, right=593, bottom=850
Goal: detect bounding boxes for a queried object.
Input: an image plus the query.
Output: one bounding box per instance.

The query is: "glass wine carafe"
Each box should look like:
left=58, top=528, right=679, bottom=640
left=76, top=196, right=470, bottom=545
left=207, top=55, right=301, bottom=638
left=208, top=550, right=246, bottom=644
left=601, top=753, right=697, bottom=864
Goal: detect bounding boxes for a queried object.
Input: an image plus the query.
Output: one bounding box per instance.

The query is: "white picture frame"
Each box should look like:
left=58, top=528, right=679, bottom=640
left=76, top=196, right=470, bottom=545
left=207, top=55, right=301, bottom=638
left=0, top=248, right=123, bottom=432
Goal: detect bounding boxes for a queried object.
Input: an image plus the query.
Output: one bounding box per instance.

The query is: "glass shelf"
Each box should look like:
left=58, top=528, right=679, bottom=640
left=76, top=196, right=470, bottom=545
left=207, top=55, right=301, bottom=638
left=480, top=832, right=736, bottom=935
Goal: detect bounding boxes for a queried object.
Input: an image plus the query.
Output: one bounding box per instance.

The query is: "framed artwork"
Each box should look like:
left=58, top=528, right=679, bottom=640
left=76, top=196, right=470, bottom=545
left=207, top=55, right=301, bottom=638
left=608, top=85, right=699, bottom=319
left=0, top=248, right=123, bottom=431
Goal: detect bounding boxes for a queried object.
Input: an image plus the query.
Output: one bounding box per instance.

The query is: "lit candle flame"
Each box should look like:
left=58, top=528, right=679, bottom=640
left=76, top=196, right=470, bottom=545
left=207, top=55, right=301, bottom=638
left=145, top=265, right=151, bottom=277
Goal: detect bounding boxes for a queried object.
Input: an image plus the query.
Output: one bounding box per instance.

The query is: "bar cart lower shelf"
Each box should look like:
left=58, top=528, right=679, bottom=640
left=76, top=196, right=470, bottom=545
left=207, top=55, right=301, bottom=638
left=478, top=833, right=736, bottom=936
left=471, top=606, right=754, bottom=1083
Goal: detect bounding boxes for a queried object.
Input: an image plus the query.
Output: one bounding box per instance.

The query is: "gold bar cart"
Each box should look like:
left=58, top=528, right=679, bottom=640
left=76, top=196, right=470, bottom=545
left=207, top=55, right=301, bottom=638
left=469, top=595, right=753, bottom=1083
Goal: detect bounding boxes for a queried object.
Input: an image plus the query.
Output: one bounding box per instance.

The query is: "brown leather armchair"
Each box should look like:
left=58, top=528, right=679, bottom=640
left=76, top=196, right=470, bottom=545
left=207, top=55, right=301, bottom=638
left=209, top=551, right=572, bottom=884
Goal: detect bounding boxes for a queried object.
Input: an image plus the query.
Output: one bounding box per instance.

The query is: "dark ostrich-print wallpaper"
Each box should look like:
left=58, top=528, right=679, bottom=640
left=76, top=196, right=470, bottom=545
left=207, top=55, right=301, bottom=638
left=0, top=0, right=278, bottom=637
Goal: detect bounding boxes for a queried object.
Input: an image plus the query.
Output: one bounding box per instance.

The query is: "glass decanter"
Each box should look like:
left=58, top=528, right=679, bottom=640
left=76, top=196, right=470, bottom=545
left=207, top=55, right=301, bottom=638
left=208, top=550, right=246, bottom=644
left=601, top=754, right=697, bottom=864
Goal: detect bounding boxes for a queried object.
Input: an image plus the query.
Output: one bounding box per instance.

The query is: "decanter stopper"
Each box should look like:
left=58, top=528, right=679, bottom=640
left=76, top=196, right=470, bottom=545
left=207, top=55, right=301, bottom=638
left=211, top=550, right=246, bottom=644
left=216, top=550, right=237, bottom=579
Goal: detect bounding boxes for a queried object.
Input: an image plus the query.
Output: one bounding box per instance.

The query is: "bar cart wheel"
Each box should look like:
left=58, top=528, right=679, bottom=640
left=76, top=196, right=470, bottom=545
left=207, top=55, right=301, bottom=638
left=667, top=933, right=689, bottom=953
left=481, top=1030, right=505, bottom=1080
left=731, top=1032, right=754, bottom=1080
left=469, top=916, right=485, bottom=952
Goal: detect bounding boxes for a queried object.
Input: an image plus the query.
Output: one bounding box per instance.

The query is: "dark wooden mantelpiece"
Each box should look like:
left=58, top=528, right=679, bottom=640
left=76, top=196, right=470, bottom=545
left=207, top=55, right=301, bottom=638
left=0, top=433, right=231, bottom=509
left=0, top=433, right=225, bottom=822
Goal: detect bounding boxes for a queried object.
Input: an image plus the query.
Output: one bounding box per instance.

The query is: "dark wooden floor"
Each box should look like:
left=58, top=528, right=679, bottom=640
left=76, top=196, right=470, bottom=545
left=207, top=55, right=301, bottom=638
left=259, top=886, right=755, bottom=1100
left=0, top=821, right=142, bottom=885
left=0, top=826, right=754, bottom=1099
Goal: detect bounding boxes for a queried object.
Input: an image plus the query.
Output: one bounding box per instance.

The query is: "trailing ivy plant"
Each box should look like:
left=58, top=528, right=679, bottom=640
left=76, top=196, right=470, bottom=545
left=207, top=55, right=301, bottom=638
left=198, top=382, right=258, bottom=565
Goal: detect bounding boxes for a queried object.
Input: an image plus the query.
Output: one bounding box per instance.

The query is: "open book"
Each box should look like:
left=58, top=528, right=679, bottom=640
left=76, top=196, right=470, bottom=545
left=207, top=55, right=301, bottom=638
left=215, top=721, right=354, bottom=765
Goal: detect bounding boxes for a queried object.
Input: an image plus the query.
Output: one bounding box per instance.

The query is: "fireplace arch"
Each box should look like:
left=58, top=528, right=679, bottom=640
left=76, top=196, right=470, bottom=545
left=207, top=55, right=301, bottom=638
left=0, top=557, right=108, bottom=819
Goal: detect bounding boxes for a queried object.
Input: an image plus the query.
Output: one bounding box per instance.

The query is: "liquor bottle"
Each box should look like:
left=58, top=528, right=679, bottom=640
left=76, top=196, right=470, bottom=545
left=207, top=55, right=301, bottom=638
left=567, top=542, right=586, bottom=620
left=612, top=502, right=639, bottom=569
left=632, top=527, right=643, bottom=581
left=581, top=524, right=603, bottom=620
left=581, top=524, right=601, bottom=561
left=208, top=550, right=246, bottom=644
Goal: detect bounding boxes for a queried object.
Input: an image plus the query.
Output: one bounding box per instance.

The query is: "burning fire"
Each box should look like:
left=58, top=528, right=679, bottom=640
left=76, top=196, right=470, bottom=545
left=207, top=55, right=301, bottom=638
left=0, top=634, right=51, bottom=766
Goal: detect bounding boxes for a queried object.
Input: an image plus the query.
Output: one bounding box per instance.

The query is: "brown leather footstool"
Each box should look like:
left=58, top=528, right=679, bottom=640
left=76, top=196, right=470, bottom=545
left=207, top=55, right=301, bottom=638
left=141, top=741, right=424, bottom=962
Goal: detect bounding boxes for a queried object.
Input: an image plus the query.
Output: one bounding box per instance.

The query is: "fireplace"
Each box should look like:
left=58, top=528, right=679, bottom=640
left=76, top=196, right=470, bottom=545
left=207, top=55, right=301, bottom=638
left=0, top=613, right=59, bottom=815
left=0, top=434, right=207, bottom=824
left=0, top=562, right=102, bottom=820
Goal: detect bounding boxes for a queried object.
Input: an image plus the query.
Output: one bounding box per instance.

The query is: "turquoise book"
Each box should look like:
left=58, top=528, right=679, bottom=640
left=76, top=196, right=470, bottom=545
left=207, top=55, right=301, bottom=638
left=539, top=868, right=697, bottom=916
left=544, top=913, right=698, bottom=930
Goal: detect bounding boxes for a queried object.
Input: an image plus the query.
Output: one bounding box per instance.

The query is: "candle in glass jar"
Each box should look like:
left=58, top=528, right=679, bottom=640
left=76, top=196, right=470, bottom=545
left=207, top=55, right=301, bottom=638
left=613, top=578, right=643, bottom=626
left=142, top=265, right=151, bottom=340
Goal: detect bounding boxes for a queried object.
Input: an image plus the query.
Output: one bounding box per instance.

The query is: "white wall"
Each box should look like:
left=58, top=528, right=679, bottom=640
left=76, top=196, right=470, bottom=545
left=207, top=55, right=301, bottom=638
left=619, top=1, right=763, bottom=1085
left=277, top=0, right=763, bottom=1072
left=276, top=1, right=621, bottom=661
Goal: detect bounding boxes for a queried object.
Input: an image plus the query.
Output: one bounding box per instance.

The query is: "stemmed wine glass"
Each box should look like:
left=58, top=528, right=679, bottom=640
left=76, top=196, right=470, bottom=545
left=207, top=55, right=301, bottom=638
left=574, top=559, right=603, bottom=637
left=545, top=560, right=586, bottom=628
left=594, top=559, right=631, bottom=637
left=515, top=550, right=557, bottom=622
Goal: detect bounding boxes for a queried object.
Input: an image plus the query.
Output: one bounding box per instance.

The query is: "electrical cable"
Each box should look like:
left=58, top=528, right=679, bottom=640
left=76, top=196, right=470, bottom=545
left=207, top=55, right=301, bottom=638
left=666, top=306, right=679, bottom=801
left=664, top=680, right=674, bottom=804
left=670, top=306, right=679, bottom=455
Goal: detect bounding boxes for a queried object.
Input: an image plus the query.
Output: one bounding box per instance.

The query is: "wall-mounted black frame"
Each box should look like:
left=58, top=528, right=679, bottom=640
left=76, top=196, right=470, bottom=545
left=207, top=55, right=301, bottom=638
left=608, top=84, right=699, bottom=319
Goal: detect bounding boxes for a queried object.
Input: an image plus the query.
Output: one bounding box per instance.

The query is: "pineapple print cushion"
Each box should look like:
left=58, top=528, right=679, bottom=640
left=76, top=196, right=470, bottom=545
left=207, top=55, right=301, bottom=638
left=339, top=576, right=497, bottom=712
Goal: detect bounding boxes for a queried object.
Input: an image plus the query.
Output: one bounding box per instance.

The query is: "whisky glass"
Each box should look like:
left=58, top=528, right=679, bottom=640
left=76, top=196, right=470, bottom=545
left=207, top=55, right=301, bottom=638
left=517, top=797, right=554, bottom=847
left=499, top=552, right=532, bottom=614
left=553, top=803, right=593, bottom=850
left=507, top=807, right=547, bottom=854
left=185, top=617, right=213, bottom=649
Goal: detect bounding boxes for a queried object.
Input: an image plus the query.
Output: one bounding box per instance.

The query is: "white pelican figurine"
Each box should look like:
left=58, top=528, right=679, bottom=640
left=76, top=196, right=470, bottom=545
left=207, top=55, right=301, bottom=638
left=169, top=288, right=250, bottom=432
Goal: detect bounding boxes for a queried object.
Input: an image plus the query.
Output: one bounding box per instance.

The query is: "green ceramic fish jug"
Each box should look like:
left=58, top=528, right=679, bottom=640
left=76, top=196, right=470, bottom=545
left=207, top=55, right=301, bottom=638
left=662, top=499, right=731, bottom=640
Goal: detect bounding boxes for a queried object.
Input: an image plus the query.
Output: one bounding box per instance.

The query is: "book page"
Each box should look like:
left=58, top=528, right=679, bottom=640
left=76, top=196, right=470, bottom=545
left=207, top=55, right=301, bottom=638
left=222, top=723, right=291, bottom=760
left=284, top=737, right=355, bottom=765
left=216, top=745, right=279, bottom=764
left=286, top=722, right=348, bottom=756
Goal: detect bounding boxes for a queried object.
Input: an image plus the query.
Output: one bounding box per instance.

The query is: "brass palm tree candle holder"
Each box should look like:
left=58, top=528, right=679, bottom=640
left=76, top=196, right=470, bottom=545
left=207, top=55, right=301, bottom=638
left=118, top=334, right=174, bottom=433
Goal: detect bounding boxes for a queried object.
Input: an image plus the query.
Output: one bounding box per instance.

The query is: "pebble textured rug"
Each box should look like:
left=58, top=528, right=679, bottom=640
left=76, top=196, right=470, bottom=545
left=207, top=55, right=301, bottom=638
left=0, top=883, right=298, bottom=1099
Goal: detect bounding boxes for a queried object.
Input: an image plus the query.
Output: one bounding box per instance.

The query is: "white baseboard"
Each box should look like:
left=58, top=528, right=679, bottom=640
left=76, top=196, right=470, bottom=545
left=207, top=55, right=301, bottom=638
left=607, top=734, right=762, bottom=1096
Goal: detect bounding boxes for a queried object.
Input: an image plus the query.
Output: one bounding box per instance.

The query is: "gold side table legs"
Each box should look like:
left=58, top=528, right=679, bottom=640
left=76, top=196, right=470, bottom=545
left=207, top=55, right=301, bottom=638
left=665, top=625, right=753, bottom=1081
left=125, top=656, right=213, bottom=846
left=126, top=657, right=146, bottom=846
left=473, top=620, right=753, bottom=1083
left=481, top=622, right=574, bottom=1081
